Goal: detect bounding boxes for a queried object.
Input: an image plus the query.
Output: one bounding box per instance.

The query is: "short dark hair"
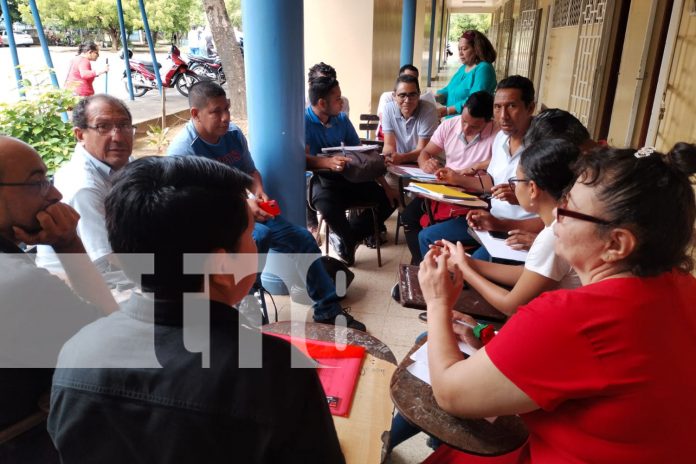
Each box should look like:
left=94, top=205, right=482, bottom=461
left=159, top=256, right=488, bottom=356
left=399, top=64, right=419, bottom=76
left=308, top=76, right=339, bottom=106
left=573, top=144, right=696, bottom=276
left=496, top=75, right=535, bottom=106
left=464, top=91, right=494, bottom=120
left=393, top=74, right=420, bottom=93
left=308, top=62, right=337, bottom=83
left=524, top=109, right=590, bottom=148
left=519, top=138, right=580, bottom=201
left=188, top=80, right=227, bottom=109
left=77, top=41, right=98, bottom=55
left=72, top=95, right=132, bottom=129
left=461, top=30, right=497, bottom=64
left=105, top=156, right=253, bottom=295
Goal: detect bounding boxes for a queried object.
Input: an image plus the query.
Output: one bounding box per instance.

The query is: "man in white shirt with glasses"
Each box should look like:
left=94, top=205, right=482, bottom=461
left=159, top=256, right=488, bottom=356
left=37, top=95, right=135, bottom=283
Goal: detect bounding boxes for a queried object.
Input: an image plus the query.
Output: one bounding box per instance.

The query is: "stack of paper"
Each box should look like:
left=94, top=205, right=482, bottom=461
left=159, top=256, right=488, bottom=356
left=321, top=144, right=380, bottom=153
left=396, top=166, right=437, bottom=180
left=406, top=182, right=478, bottom=200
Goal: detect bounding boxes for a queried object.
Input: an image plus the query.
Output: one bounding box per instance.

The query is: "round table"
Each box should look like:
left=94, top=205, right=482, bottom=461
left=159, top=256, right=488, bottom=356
left=390, top=337, right=528, bottom=456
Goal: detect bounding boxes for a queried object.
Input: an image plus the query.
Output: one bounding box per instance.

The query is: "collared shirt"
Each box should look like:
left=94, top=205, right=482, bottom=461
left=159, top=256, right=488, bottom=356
left=49, top=293, right=345, bottom=463
left=488, top=131, right=536, bottom=220
left=304, top=106, right=360, bottom=156
left=167, top=121, right=257, bottom=175
left=36, top=144, right=117, bottom=273
left=430, top=117, right=497, bottom=170
left=381, top=99, right=439, bottom=153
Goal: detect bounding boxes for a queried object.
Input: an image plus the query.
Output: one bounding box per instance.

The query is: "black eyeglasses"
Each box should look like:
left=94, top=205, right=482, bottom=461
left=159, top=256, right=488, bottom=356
left=556, top=207, right=611, bottom=226
left=0, top=179, right=53, bottom=196
left=395, top=92, right=419, bottom=101
left=507, top=176, right=531, bottom=190
left=86, top=123, right=137, bottom=135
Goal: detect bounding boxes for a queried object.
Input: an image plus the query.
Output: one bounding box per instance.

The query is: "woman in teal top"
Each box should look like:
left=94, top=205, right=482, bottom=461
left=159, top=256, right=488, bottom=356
left=437, top=30, right=497, bottom=119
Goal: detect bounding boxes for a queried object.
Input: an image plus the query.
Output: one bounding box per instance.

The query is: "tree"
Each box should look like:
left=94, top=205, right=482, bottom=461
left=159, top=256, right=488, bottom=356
left=19, top=0, right=196, bottom=49
left=449, top=13, right=491, bottom=42
left=202, top=0, right=246, bottom=119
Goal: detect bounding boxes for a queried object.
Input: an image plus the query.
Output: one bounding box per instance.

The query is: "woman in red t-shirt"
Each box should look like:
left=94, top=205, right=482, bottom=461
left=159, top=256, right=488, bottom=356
left=65, top=41, right=108, bottom=97
left=419, top=143, right=696, bottom=463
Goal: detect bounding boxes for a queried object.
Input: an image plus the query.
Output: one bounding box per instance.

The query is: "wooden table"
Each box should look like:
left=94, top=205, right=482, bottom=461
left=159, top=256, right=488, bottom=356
left=390, top=337, right=528, bottom=456
left=263, top=321, right=397, bottom=464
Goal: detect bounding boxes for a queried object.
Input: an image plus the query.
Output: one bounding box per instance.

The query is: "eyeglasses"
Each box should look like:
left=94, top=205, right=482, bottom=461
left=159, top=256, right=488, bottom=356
left=507, top=176, right=531, bottom=190
left=395, top=92, right=420, bottom=101
left=556, top=207, right=611, bottom=226
left=86, top=123, right=136, bottom=135
left=0, top=179, right=53, bottom=196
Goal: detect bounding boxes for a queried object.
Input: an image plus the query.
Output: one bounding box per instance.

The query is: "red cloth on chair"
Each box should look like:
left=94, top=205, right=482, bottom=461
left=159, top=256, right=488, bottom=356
left=422, top=444, right=527, bottom=464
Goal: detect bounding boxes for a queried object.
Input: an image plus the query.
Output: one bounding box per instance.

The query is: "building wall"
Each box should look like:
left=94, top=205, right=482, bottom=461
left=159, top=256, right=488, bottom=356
left=606, top=0, right=664, bottom=147
left=304, top=0, right=375, bottom=128
left=372, top=0, right=404, bottom=112
left=414, top=0, right=428, bottom=75
left=537, top=25, right=577, bottom=109
left=654, top=1, right=696, bottom=151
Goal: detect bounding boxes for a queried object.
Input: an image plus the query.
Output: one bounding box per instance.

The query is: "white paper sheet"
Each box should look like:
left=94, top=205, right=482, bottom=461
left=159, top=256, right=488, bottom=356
left=473, top=230, right=529, bottom=262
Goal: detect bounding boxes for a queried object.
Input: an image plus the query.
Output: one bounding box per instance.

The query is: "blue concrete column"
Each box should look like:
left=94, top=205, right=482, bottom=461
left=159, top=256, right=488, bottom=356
left=242, top=0, right=305, bottom=227
left=400, top=0, right=417, bottom=66
left=0, top=0, right=23, bottom=97
left=427, top=0, right=436, bottom=86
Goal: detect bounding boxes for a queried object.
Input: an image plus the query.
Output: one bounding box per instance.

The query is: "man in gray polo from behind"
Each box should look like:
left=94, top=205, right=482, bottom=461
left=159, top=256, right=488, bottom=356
left=381, top=74, right=439, bottom=166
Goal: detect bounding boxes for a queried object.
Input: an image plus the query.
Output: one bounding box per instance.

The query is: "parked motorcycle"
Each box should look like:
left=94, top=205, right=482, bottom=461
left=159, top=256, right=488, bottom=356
left=120, top=45, right=202, bottom=97
left=187, top=53, right=226, bottom=85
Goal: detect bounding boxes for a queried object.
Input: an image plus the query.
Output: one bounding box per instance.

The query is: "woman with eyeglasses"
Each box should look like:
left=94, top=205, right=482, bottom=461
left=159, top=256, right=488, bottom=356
left=436, top=138, right=581, bottom=316
left=65, top=41, right=109, bottom=97
left=435, top=30, right=497, bottom=119
left=419, top=143, right=696, bottom=463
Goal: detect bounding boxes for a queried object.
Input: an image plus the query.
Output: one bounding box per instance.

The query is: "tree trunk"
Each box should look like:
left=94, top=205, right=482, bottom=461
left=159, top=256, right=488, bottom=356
left=107, top=28, right=120, bottom=51
left=202, top=0, right=247, bottom=119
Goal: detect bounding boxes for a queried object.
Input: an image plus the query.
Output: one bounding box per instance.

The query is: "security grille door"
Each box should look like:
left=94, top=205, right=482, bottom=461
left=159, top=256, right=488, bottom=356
left=567, top=0, right=615, bottom=133
left=496, top=0, right=515, bottom=80
left=511, top=0, right=541, bottom=79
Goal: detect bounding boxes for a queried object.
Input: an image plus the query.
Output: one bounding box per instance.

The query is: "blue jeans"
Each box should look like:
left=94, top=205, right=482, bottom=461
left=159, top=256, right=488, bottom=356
left=418, top=217, right=479, bottom=258
left=253, top=216, right=342, bottom=320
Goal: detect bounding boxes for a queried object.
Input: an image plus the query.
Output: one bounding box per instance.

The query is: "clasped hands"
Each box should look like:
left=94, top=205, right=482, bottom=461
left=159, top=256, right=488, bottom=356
left=418, top=240, right=483, bottom=348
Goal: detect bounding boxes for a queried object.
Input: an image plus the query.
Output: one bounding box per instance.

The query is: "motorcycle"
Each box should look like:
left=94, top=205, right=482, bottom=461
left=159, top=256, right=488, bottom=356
left=120, top=45, right=202, bottom=97
left=186, top=53, right=226, bottom=85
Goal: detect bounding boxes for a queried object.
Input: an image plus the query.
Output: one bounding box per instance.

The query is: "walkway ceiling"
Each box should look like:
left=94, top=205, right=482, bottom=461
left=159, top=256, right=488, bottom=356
left=446, top=0, right=498, bottom=13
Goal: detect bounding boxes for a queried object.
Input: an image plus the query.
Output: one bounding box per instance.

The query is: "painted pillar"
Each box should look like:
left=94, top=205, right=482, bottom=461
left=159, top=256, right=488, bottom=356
left=427, top=0, right=437, bottom=86
left=117, top=0, right=134, bottom=100
left=401, top=0, right=417, bottom=66
left=137, top=0, right=163, bottom=93
left=242, top=0, right=305, bottom=226
left=0, top=0, right=23, bottom=96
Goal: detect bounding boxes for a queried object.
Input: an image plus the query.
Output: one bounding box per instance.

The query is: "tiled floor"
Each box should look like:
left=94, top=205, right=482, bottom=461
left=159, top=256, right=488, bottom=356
left=263, top=212, right=434, bottom=463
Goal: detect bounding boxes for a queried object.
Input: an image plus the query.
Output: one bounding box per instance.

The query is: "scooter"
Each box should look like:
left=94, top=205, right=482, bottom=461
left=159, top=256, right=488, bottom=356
left=186, top=53, right=226, bottom=85
left=121, top=45, right=202, bottom=97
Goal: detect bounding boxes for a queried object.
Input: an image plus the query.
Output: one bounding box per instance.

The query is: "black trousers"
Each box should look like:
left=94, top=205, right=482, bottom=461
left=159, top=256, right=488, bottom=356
left=312, top=177, right=395, bottom=249
left=401, top=197, right=426, bottom=265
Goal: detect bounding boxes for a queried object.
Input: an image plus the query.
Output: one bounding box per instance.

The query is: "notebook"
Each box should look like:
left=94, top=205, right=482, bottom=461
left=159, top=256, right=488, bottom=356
left=266, top=333, right=365, bottom=417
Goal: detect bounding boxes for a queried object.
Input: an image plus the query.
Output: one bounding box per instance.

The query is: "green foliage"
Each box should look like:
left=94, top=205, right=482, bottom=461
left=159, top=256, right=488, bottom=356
left=224, top=0, right=241, bottom=28
left=145, top=124, right=170, bottom=154
left=0, top=69, right=78, bottom=175
left=20, top=0, right=199, bottom=45
left=449, top=13, right=491, bottom=42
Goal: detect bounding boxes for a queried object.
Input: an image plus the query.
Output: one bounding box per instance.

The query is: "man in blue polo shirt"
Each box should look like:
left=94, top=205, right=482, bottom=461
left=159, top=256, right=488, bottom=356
left=305, top=76, right=397, bottom=266
left=168, top=81, right=365, bottom=331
